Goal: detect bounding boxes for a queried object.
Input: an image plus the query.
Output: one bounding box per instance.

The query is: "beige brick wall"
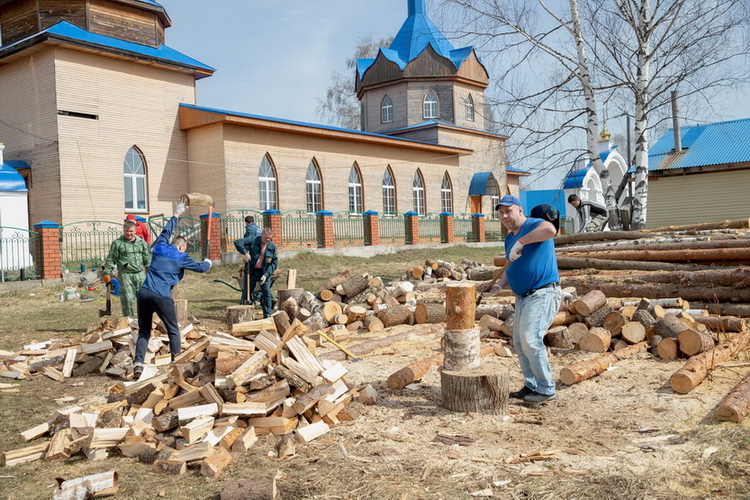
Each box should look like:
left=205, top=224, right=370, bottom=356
left=53, top=47, right=196, bottom=224
left=452, top=82, right=485, bottom=130
left=0, top=47, right=61, bottom=225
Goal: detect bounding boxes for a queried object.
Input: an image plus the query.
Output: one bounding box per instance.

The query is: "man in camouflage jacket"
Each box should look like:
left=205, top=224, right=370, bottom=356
left=103, top=220, right=151, bottom=317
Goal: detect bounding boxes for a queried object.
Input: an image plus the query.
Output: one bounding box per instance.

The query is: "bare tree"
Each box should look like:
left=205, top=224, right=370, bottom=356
left=316, top=36, right=393, bottom=130
left=583, top=0, right=750, bottom=229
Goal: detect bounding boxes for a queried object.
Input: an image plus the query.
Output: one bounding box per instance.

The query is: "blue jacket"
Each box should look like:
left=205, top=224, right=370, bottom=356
left=241, top=236, right=278, bottom=280
left=243, top=223, right=261, bottom=240
left=234, top=224, right=261, bottom=255
left=142, top=217, right=210, bottom=299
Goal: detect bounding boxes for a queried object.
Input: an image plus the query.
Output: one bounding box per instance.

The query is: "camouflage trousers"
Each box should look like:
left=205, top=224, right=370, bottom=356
left=584, top=213, right=608, bottom=232
left=120, top=271, right=145, bottom=318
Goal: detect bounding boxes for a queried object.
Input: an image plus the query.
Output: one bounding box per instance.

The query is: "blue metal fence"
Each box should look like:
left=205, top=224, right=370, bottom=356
left=333, top=211, right=365, bottom=246
left=281, top=210, right=317, bottom=248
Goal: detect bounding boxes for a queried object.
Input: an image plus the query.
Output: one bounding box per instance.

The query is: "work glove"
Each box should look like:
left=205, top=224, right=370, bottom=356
left=259, top=275, right=267, bottom=285
left=102, top=275, right=111, bottom=284
left=562, top=291, right=576, bottom=307
left=203, top=258, right=212, bottom=269
left=487, top=283, right=503, bottom=296
left=174, top=199, right=187, bottom=217
left=508, top=241, right=524, bottom=262
left=242, top=253, right=252, bottom=263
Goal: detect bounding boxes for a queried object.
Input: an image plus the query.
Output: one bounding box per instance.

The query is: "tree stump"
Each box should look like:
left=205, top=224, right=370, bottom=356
left=227, top=305, right=254, bottom=325
left=440, top=361, right=508, bottom=415
left=443, top=329, right=481, bottom=371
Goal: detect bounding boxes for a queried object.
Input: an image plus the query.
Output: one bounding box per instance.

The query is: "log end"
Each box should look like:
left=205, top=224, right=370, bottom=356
left=669, top=373, right=694, bottom=394
left=715, top=406, right=742, bottom=423
left=559, top=367, right=578, bottom=386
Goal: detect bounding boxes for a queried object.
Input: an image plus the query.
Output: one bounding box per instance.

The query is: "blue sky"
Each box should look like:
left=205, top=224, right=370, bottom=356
left=161, top=0, right=405, bottom=123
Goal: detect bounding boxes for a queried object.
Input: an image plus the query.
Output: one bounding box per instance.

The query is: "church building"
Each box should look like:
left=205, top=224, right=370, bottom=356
left=0, top=0, right=518, bottom=226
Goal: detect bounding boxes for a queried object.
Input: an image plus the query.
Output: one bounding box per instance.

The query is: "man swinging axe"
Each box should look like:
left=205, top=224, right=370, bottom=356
left=132, top=199, right=212, bottom=379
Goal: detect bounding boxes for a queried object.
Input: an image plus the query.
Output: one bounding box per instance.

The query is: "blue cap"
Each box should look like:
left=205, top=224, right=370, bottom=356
left=495, top=195, right=521, bottom=210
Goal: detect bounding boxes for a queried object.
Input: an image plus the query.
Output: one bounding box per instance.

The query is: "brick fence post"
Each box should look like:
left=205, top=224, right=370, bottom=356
left=200, top=212, right=222, bottom=261
left=363, top=210, right=379, bottom=246
left=316, top=210, right=333, bottom=248
left=404, top=211, right=420, bottom=245
left=33, top=220, right=62, bottom=280
left=263, top=209, right=282, bottom=247
left=472, top=213, right=486, bottom=243
left=440, top=212, right=454, bottom=244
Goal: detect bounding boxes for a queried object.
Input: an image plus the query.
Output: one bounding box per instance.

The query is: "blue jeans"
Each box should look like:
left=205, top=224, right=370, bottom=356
left=513, top=286, right=562, bottom=396
left=248, top=268, right=272, bottom=318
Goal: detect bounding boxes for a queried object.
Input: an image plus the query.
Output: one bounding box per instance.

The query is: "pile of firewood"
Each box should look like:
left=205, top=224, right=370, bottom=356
left=401, top=259, right=491, bottom=283
left=0, top=317, right=203, bottom=381
left=1, top=321, right=373, bottom=476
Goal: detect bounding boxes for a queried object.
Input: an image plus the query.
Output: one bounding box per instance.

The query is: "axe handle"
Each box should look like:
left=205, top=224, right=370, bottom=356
left=476, top=260, right=511, bottom=306
left=317, top=330, right=360, bottom=360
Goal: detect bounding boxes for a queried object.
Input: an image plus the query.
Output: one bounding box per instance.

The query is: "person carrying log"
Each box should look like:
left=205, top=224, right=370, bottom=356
left=235, top=227, right=278, bottom=319
left=568, top=194, right=607, bottom=232
left=102, top=219, right=151, bottom=318
left=133, top=200, right=212, bottom=379
left=487, top=195, right=562, bottom=404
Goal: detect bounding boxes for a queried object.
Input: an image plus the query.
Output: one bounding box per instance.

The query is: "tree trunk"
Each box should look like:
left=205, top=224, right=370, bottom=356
left=338, top=274, right=369, bottom=298
left=559, top=342, right=648, bottom=385
left=414, top=303, right=446, bottom=324
left=560, top=237, right=750, bottom=254
left=715, top=372, right=750, bottom=423
left=280, top=297, right=299, bottom=323
left=227, top=305, right=254, bottom=325
left=556, top=256, right=708, bottom=272
left=321, top=302, right=343, bottom=324
left=693, top=316, right=747, bottom=333
left=440, top=363, right=508, bottom=415
left=630, top=5, right=651, bottom=231
left=578, top=327, right=611, bottom=353
left=573, top=290, right=607, bottom=316
left=644, top=218, right=750, bottom=233
left=669, top=331, right=750, bottom=393
left=443, top=329, right=480, bottom=371
left=677, top=329, right=715, bottom=356
left=565, top=247, right=750, bottom=262
left=554, top=231, right=658, bottom=246
left=320, top=270, right=351, bottom=292
left=445, top=283, right=476, bottom=331
left=376, top=305, right=411, bottom=328
left=562, top=281, right=750, bottom=303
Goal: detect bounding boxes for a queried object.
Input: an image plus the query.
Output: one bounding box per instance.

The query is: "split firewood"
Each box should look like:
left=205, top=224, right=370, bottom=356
left=337, top=273, right=370, bottom=298
left=669, top=331, right=750, bottom=394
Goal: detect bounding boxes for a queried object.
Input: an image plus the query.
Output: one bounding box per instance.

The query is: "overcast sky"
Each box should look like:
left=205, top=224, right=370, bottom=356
left=161, top=0, right=405, bottom=123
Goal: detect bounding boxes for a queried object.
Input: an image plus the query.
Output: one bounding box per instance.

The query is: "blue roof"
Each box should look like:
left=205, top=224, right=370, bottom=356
left=563, top=167, right=589, bottom=189
left=0, top=21, right=214, bottom=78
left=506, top=166, right=530, bottom=174
left=357, top=0, right=477, bottom=78
left=0, top=162, right=28, bottom=192
left=469, top=172, right=497, bottom=196
left=649, top=118, right=750, bottom=171
left=179, top=104, right=470, bottom=151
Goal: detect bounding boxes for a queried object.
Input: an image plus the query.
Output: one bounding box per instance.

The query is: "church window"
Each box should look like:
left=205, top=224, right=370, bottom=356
left=441, top=172, right=453, bottom=213
left=423, top=90, right=438, bottom=119
left=382, top=167, right=396, bottom=214
left=306, top=160, right=323, bottom=213
left=259, top=155, right=278, bottom=211
left=381, top=95, right=393, bottom=123
left=124, top=146, right=148, bottom=211
left=465, top=94, right=475, bottom=121
left=349, top=164, right=363, bottom=213
left=413, top=170, right=425, bottom=215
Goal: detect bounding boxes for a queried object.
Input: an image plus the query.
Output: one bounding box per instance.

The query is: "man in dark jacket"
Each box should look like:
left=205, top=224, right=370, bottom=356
left=133, top=201, right=211, bottom=379
left=235, top=227, right=278, bottom=318
left=568, top=194, right=607, bottom=232
left=242, top=215, right=261, bottom=240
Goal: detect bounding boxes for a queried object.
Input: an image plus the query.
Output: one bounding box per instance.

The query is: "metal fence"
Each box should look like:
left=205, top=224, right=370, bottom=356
left=0, top=226, right=39, bottom=280
left=281, top=210, right=317, bottom=249
left=148, top=217, right=205, bottom=260
left=453, top=213, right=476, bottom=243
left=333, top=211, right=364, bottom=247
left=379, top=212, right=405, bottom=244
left=419, top=213, right=442, bottom=244
left=220, top=210, right=264, bottom=251
left=485, top=218, right=506, bottom=242
left=560, top=216, right=575, bottom=235
left=61, top=220, right=123, bottom=271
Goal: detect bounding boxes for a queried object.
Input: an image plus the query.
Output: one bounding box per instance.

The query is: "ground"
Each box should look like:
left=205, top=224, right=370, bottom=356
left=1, top=246, right=749, bottom=499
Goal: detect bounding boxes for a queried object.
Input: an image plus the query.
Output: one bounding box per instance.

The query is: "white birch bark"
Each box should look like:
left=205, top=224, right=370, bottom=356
left=630, top=0, right=652, bottom=230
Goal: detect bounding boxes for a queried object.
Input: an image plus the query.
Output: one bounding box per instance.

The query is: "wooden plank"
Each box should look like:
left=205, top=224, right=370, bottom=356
left=286, top=269, right=298, bottom=289
left=20, top=422, right=50, bottom=442
left=227, top=351, right=271, bottom=388
left=221, top=402, right=267, bottom=417
left=177, top=403, right=218, bottom=423
left=62, top=348, right=78, bottom=378
left=296, top=421, right=330, bottom=442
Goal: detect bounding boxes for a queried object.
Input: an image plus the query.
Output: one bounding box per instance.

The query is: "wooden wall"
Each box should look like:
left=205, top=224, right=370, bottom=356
left=0, top=0, right=38, bottom=45
left=88, top=0, right=163, bottom=47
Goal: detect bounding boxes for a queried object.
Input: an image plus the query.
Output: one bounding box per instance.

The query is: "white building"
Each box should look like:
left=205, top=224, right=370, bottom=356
left=0, top=142, right=33, bottom=274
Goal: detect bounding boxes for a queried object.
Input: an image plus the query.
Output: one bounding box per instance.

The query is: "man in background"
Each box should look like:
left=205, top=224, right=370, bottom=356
left=243, top=215, right=261, bottom=240
left=126, top=214, right=151, bottom=245
left=568, top=194, right=607, bottom=232
left=103, top=220, right=151, bottom=318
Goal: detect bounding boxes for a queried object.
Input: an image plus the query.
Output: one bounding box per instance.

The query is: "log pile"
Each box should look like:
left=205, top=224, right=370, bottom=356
left=403, top=258, right=495, bottom=283
left=1, top=323, right=362, bottom=474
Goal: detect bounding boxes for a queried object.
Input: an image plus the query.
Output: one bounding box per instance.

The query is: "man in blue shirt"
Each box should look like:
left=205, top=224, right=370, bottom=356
left=133, top=200, right=212, bottom=379
left=494, top=195, right=562, bottom=404
left=242, top=215, right=261, bottom=240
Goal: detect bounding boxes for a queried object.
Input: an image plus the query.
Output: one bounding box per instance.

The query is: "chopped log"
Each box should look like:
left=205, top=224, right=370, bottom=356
left=338, top=274, right=369, bottom=298
left=499, top=313, right=515, bottom=337
left=677, top=329, right=715, bottom=356
left=548, top=310, right=577, bottom=328
left=298, top=292, right=322, bottom=314
left=693, top=315, right=747, bottom=333
left=585, top=306, right=614, bottom=328
left=656, top=338, right=680, bottom=360
left=632, top=309, right=657, bottom=330
left=545, top=326, right=572, bottom=349
left=296, top=308, right=312, bottom=323
left=346, top=320, right=363, bottom=332
left=475, top=304, right=514, bottom=321
left=556, top=256, right=708, bottom=272
left=20, top=422, right=50, bottom=442
left=445, top=283, right=475, bottom=330
left=441, top=362, right=508, bottom=415
left=654, top=315, right=691, bottom=339
left=573, top=290, right=607, bottom=317
left=620, top=322, right=646, bottom=344
left=344, top=305, right=367, bottom=323
left=331, top=314, right=348, bottom=325
left=376, top=305, right=411, bottom=328
left=564, top=247, right=750, bottom=262
left=319, top=289, right=334, bottom=301
left=201, top=446, right=232, bottom=478
left=363, top=315, right=384, bottom=332
left=620, top=305, right=637, bottom=319
left=414, top=303, right=446, bottom=324
left=650, top=304, right=666, bottom=319
left=358, top=385, right=378, bottom=405
left=443, top=329, right=480, bottom=371
left=561, top=280, right=750, bottom=303
left=603, top=312, right=628, bottom=336
left=227, top=305, right=254, bottom=326
left=320, top=270, right=351, bottom=292
left=567, top=322, right=589, bottom=345
left=270, top=311, right=290, bottom=338
left=559, top=342, right=648, bottom=385
left=715, top=372, right=750, bottom=423
left=221, top=477, right=277, bottom=500
left=578, top=327, right=612, bottom=353
left=321, top=302, right=343, bottom=324
left=478, top=314, right=504, bottom=332
left=386, top=344, right=495, bottom=390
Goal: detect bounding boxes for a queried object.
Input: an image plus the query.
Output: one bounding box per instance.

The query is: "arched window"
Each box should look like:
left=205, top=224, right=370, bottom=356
left=412, top=170, right=425, bottom=215
left=465, top=94, right=475, bottom=121
left=348, top=164, right=363, bottom=214
left=440, top=172, right=453, bottom=213
left=490, top=180, right=501, bottom=219
left=423, top=90, right=438, bottom=119
left=381, top=95, right=393, bottom=123
left=124, top=146, right=148, bottom=211
left=305, top=160, right=323, bottom=213
left=259, top=155, right=277, bottom=211
left=382, top=167, right=396, bottom=214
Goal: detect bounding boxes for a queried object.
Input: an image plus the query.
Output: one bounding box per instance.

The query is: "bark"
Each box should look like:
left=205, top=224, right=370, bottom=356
left=677, top=329, right=715, bottom=356
left=414, top=303, right=446, bottom=324
left=564, top=247, right=750, bottom=262
left=445, top=283, right=476, bottom=331
left=338, top=274, right=369, bottom=298
left=557, top=256, right=709, bottom=272
left=585, top=306, right=614, bottom=328
left=573, top=289, right=607, bottom=316
left=443, top=329, right=480, bottom=371
left=669, top=331, right=750, bottom=393
left=558, top=237, right=750, bottom=254
left=690, top=302, right=750, bottom=319
left=562, top=280, right=750, bottom=303
left=629, top=0, right=651, bottom=230
left=441, top=363, right=508, bottom=415
left=320, top=270, right=351, bottom=292
left=565, top=267, right=750, bottom=287
left=644, top=218, right=750, bottom=233
left=559, top=342, right=648, bottom=385
left=715, top=372, right=750, bottom=423
left=554, top=231, right=658, bottom=246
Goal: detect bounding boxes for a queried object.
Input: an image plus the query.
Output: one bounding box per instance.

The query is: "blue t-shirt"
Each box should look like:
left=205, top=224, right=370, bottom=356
left=504, top=217, right=560, bottom=296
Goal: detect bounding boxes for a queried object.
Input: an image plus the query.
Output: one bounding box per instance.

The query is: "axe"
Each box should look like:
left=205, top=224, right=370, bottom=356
left=475, top=260, right=511, bottom=306
left=99, top=282, right=112, bottom=317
